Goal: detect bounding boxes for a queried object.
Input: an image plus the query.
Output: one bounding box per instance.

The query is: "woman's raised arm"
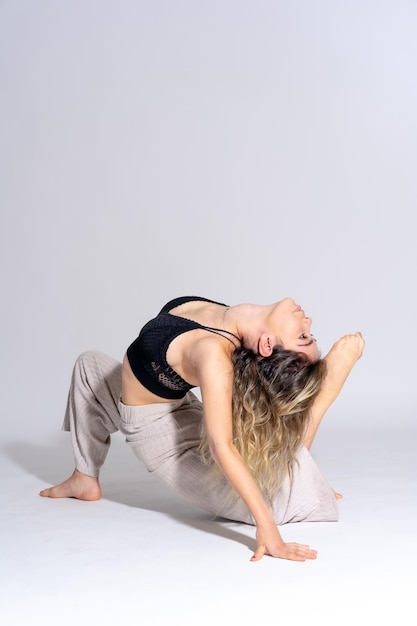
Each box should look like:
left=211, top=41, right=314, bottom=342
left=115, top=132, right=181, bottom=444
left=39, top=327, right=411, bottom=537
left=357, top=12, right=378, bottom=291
left=303, top=332, right=365, bottom=450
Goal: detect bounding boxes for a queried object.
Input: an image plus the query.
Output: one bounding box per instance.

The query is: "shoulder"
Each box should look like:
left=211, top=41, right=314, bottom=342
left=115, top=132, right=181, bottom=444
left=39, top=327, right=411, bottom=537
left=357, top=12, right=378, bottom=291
left=192, top=336, right=234, bottom=377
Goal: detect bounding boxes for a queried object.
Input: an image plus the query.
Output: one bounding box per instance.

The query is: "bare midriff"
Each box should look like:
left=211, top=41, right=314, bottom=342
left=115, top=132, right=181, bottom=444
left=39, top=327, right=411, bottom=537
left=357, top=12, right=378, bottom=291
left=121, top=354, right=175, bottom=406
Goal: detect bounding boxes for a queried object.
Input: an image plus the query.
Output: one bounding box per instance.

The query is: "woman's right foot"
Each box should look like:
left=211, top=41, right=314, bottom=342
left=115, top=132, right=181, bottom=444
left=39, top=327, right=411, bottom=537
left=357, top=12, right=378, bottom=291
left=39, top=469, right=101, bottom=501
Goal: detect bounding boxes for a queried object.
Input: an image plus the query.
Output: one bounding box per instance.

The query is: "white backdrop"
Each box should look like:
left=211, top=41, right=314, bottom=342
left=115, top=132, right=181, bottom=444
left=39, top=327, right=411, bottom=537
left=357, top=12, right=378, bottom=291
left=1, top=0, right=416, bottom=443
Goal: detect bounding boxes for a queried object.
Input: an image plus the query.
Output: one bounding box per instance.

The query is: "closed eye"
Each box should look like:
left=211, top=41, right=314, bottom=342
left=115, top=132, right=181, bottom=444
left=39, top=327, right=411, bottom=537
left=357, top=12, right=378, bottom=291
left=298, top=333, right=317, bottom=345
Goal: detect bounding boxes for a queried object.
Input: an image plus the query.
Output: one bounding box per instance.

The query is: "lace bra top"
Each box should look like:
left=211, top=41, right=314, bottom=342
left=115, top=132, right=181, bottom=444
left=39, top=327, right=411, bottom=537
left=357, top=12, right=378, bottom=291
left=126, top=296, right=240, bottom=399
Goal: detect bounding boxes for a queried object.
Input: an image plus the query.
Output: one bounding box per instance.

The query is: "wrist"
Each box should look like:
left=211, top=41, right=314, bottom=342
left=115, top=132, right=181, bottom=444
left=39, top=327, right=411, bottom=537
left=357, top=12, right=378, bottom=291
left=256, top=514, right=280, bottom=535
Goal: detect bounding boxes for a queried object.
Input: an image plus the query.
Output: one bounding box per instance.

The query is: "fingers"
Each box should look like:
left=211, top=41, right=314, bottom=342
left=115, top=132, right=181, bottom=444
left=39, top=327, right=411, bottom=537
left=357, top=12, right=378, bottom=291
left=350, top=332, right=365, bottom=357
left=340, top=332, right=364, bottom=343
left=250, top=543, right=318, bottom=562
left=332, top=332, right=365, bottom=358
left=285, top=543, right=318, bottom=561
left=250, top=544, right=267, bottom=562
left=337, top=331, right=363, bottom=341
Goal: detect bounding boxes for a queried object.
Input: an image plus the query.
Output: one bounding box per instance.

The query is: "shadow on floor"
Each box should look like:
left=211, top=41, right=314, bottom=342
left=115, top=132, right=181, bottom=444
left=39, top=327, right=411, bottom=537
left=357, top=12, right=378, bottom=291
left=2, top=435, right=256, bottom=554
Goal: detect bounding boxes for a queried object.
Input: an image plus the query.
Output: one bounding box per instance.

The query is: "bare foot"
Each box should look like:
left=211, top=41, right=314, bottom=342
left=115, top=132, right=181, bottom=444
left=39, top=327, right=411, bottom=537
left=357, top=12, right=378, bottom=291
left=39, top=469, right=101, bottom=501
left=332, top=489, right=343, bottom=500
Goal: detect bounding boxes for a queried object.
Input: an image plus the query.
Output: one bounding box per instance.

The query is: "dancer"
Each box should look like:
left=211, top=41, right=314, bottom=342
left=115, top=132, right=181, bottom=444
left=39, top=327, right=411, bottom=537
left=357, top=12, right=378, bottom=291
left=40, top=296, right=364, bottom=562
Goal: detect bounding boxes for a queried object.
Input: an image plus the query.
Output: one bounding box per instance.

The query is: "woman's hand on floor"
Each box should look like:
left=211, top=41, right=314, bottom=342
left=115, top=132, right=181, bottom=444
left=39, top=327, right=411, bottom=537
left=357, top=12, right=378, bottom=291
left=250, top=525, right=318, bottom=562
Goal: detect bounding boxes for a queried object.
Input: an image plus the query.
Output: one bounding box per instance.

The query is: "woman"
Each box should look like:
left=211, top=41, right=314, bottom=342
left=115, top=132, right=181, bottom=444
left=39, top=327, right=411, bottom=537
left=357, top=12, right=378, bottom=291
left=40, top=296, right=364, bottom=562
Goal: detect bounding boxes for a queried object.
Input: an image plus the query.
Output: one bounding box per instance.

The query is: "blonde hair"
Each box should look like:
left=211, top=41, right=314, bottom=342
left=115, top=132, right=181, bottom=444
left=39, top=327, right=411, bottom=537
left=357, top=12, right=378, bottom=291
left=200, top=347, right=327, bottom=503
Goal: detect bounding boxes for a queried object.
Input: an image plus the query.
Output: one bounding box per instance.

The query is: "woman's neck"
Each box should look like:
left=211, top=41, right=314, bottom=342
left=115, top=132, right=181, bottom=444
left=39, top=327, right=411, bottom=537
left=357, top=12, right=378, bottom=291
left=226, top=304, right=267, bottom=352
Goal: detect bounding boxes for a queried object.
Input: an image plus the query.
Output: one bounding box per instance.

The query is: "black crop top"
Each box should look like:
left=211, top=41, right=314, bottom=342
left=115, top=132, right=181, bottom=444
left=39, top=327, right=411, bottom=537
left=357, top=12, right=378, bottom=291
left=126, top=296, right=240, bottom=400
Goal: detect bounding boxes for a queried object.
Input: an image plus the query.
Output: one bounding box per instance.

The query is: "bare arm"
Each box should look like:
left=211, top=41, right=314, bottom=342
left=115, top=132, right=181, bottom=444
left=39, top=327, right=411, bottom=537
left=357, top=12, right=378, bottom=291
left=194, top=339, right=317, bottom=562
left=303, top=332, right=365, bottom=450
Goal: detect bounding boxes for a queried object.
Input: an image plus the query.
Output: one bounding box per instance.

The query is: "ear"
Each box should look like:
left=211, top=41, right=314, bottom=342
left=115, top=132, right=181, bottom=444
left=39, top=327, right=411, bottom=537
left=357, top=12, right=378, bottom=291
left=258, top=333, right=273, bottom=357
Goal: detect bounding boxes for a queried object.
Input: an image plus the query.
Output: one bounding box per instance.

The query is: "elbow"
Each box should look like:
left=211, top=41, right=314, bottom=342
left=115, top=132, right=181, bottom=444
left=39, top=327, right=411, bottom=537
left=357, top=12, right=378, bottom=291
left=209, top=444, right=221, bottom=467
left=207, top=438, right=219, bottom=464
left=207, top=437, right=234, bottom=467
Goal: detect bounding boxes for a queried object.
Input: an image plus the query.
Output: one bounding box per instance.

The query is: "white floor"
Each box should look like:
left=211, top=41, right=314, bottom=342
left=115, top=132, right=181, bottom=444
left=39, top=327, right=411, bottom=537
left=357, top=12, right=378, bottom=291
left=1, top=422, right=416, bottom=626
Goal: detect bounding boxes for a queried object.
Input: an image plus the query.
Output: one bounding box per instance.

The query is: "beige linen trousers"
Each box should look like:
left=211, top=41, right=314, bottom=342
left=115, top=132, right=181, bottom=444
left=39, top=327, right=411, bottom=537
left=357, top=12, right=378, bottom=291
left=63, top=351, right=338, bottom=525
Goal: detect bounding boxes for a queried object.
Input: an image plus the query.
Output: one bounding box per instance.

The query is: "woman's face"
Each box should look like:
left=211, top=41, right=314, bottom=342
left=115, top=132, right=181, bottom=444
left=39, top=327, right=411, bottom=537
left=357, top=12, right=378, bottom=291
left=269, top=297, right=319, bottom=361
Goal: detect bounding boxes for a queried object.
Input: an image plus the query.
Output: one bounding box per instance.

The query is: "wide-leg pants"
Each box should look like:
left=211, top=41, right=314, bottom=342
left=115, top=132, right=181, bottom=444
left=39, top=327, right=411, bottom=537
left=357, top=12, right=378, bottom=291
left=63, top=351, right=338, bottom=525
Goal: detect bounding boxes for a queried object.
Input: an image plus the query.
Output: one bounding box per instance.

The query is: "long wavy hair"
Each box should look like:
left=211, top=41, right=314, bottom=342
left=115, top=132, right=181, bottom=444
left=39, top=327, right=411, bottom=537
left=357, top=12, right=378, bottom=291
left=199, top=346, right=327, bottom=503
